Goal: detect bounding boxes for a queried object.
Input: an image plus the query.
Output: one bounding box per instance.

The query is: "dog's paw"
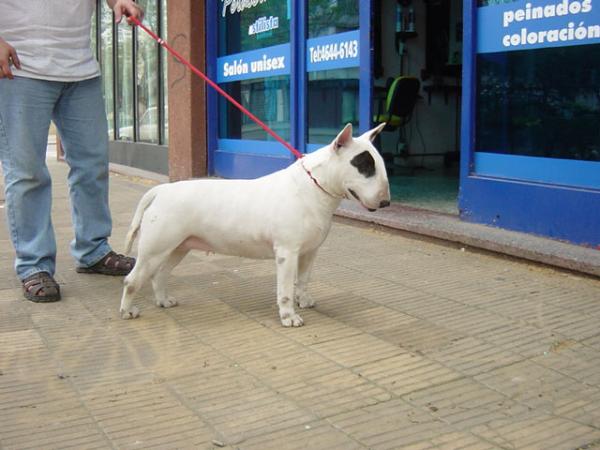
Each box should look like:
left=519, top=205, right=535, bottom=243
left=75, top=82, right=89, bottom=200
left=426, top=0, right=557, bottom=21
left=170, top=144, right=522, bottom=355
left=281, top=313, right=304, bottom=327
left=120, top=306, right=140, bottom=319
left=156, top=298, right=178, bottom=308
left=296, top=293, right=316, bottom=309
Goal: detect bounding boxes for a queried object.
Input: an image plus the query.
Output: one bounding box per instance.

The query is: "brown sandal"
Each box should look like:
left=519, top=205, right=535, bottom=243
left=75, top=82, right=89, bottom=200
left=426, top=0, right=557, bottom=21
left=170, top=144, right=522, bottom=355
left=76, top=251, right=135, bottom=276
left=22, top=272, right=61, bottom=303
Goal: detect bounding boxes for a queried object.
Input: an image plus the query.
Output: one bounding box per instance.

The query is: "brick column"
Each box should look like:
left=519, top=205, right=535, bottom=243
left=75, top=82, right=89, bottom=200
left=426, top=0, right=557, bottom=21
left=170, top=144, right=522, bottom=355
left=167, top=0, right=207, bottom=181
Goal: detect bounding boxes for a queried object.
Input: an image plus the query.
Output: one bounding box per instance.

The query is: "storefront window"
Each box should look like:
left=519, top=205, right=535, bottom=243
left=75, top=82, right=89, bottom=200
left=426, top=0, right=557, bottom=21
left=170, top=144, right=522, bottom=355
left=475, top=0, right=600, bottom=162
left=306, top=0, right=360, bottom=145
left=117, top=25, right=134, bottom=141
left=100, top=3, right=115, bottom=139
left=217, top=0, right=291, bottom=142
left=477, top=44, right=600, bottom=161
left=161, top=0, right=168, bottom=144
left=93, top=0, right=167, bottom=146
left=136, top=0, right=160, bottom=144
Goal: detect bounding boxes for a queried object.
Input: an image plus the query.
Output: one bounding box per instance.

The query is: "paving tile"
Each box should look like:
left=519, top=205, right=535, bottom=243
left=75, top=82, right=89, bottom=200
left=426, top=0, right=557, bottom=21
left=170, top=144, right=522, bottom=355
left=373, top=319, right=466, bottom=354
left=532, top=341, right=600, bottom=388
left=431, top=431, right=501, bottom=449
left=423, top=336, right=525, bottom=377
left=168, top=371, right=314, bottom=443
left=240, top=421, right=365, bottom=450
left=330, top=305, right=418, bottom=334
left=583, top=334, right=600, bottom=351
left=472, top=414, right=600, bottom=450
left=475, top=360, right=600, bottom=429
left=279, top=368, right=391, bottom=418
left=354, top=353, right=461, bottom=396
left=80, top=381, right=214, bottom=449
left=309, top=333, right=405, bottom=368
left=473, top=322, right=565, bottom=358
left=269, top=313, right=363, bottom=346
left=311, top=291, right=380, bottom=319
left=402, top=377, right=529, bottom=430
left=328, top=398, right=450, bottom=449
left=0, top=377, right=110, bottom=450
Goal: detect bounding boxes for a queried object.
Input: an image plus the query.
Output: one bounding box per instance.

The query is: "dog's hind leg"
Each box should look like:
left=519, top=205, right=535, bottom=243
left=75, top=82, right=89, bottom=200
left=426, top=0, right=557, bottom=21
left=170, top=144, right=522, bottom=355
left=120, top=268, right=142, bottom=319
left=119, top=250, right=172, bottom=319
left=295, top=249, right=318, bottom=309
left=275, top=248, right=303, bottom=327
left=151, top=248, right=188, bottom=308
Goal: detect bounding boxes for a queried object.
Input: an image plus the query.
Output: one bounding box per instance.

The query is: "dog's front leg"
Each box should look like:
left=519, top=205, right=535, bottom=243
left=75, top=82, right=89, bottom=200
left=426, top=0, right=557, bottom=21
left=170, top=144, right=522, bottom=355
left=276, top=248, right=304, bottom=327
left=295, top=249, right=317, bottom=309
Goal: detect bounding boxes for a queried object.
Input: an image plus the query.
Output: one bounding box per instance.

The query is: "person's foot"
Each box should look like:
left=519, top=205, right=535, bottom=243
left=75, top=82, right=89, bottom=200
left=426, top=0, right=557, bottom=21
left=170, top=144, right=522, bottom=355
left=22, top=272, right=61, bottom=303
left=76, top=251, right=135, bottom=276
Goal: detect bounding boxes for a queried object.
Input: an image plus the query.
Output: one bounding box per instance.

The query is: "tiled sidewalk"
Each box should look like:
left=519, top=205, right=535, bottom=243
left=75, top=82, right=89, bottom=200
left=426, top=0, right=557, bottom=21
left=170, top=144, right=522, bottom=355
left=1, top=158, right=600, bottom=450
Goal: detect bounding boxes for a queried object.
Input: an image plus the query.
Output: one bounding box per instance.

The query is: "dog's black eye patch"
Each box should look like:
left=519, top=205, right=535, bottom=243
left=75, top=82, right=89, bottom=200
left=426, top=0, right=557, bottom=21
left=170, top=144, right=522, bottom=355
left=350, top=151, right=376, bottom=178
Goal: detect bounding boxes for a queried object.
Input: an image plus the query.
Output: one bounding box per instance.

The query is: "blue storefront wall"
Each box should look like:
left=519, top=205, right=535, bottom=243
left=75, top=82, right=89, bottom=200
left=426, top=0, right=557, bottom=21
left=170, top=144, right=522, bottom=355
left=460, top=0, right=600, bottom=247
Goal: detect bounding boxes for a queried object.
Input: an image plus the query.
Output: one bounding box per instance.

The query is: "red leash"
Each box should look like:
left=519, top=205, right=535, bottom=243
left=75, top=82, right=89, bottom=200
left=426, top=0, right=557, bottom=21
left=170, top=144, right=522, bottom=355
left=129, top=16, right=304, bottom=160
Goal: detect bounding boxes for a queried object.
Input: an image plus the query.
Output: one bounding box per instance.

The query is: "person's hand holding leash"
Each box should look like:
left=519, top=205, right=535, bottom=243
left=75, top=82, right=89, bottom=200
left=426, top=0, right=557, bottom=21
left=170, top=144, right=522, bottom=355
left=0, top=37, right=21, bottom=79
left=108, top=0, right=144, bottom=25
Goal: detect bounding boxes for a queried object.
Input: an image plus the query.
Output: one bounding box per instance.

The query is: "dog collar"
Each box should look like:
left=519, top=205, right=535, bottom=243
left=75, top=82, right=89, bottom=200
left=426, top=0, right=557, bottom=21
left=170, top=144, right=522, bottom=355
left=301, top=161, right=344, bottom=199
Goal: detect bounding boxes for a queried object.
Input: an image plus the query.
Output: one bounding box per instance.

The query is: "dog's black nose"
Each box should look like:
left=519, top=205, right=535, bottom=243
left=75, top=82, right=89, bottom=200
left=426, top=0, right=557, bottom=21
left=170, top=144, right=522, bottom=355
left=379, top=200, right=390, bottom=208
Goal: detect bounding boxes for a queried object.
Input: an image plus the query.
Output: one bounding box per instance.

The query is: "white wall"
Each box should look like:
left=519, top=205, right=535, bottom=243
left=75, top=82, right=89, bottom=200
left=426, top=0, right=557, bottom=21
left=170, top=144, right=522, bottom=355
left=375, top=0, right=461, bottom=168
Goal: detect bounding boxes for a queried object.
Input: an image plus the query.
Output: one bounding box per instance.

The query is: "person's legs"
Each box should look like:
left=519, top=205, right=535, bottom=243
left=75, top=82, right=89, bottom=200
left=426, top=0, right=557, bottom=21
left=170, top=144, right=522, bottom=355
left=52, top=76, right=113, bottom=268
left=0, top=77, right=61, bottom=280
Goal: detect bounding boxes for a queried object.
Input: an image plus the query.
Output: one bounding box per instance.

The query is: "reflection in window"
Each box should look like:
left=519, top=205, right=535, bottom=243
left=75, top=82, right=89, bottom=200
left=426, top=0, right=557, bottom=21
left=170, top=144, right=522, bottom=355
left=161, top=0, right=168, bottom=144
left=100, top=3, right=114, bottom=139
left=476, top=44, right=600, bottom=161
left=307, top=68, right=359, bottom=144
left=117, top=25, right=134, bottom=141
left=219, top=77, right=291, bottom=141
left=308, top=0, right=359, bottom=38
left=136, top=0, right=159, bottom=143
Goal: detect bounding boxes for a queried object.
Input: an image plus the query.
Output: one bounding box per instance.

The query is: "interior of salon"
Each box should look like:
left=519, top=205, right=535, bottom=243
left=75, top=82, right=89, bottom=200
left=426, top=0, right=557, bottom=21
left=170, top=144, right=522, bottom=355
left=372, top=0, right=463, bottom=214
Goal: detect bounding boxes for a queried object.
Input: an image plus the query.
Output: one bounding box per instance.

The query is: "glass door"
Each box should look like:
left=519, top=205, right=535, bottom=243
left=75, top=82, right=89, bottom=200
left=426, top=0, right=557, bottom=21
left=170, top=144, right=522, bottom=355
left=212, top=0, right=294, bottom=177
left=303, top=0, right=365, bottom=151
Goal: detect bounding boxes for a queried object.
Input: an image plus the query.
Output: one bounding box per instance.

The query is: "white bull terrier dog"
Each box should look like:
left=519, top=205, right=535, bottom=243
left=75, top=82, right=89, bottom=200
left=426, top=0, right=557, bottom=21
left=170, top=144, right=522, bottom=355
left=120, top=123, right=390, bottom=326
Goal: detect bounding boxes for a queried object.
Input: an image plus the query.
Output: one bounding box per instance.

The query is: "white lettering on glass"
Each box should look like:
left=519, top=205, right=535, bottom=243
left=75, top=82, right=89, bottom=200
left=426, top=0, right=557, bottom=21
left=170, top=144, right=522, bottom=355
left=222, top=54, right=286, bottom=79
left=222, top=0, right=269, bottom=18
left=499, top=0, right=599, bottom=49
left=249, top=16, right=280, bottom=36
left=308, top=39, right=359, bottom=64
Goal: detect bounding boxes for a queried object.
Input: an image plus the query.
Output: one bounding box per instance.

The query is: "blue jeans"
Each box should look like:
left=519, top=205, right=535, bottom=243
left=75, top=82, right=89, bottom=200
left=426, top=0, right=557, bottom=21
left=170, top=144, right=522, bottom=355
left=0, top=76, right=113, bottom=280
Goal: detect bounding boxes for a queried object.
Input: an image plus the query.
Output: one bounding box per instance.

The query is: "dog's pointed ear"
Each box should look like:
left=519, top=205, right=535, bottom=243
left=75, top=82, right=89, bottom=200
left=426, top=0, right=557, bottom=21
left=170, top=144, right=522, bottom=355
left=360, top=122, right=387, bottom=143
left=332, top=123, right=353, bottom=152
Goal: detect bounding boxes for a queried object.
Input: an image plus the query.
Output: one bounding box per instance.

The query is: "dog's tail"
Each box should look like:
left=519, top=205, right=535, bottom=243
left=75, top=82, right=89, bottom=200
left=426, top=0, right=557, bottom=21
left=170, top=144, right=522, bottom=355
left=124, top=187, right=159, bottom=254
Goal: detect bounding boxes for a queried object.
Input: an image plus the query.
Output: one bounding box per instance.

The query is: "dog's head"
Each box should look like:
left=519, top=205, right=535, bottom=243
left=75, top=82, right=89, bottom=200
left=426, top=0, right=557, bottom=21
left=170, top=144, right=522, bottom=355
left=330, top=123, right=390, bottom=211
